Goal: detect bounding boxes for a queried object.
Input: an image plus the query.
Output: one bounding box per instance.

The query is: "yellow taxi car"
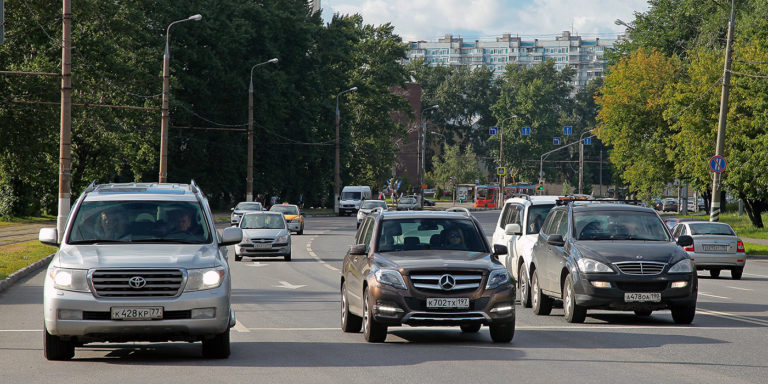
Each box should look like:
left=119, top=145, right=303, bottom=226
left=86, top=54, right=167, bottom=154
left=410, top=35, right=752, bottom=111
left=269, top=203, right=304, bottom=235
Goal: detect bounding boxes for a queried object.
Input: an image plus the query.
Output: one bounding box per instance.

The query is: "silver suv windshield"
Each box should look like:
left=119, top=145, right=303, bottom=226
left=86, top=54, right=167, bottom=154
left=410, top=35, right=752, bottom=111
left=67, top=201, right=211, bottom=244
left=377, top=218, right=486, bottom=252
left=574, top=210, right=669, bottom=241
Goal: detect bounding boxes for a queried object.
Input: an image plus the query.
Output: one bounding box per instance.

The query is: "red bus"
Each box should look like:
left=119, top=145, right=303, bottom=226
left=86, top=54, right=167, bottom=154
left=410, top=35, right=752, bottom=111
left=474, top=185, right=499, bottom=208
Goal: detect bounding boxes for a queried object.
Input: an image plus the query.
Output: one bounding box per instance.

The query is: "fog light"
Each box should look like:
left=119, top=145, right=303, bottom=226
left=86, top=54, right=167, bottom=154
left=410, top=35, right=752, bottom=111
left=671, top=281, right=688, bottom=288
left=58, top=309, right=82, bottom=320
left=191, top=308, right=216, bottom=319
left=591, top=281, right=610, bottom=288
left=490, top=305, right=514, bottom=313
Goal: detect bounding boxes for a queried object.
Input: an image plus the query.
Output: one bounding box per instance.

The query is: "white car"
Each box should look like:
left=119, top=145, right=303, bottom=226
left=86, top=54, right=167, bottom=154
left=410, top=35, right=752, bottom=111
left=491, top=195, right=558, bottom=308
left=356, top=200, right=388, bottom=228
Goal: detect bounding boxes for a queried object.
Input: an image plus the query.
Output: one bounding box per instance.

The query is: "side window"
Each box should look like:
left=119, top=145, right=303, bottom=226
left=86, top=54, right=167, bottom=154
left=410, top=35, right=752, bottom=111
left=499, top=203, right=513, bottom=229
left=681, top=225, right=689, bottom=236
left=672, top=225, right=683, bottom=237
left=361, top=219, right=375, bottom=251
left=355, top=218, right=370, bottom=244
left=508, top=205, right=522, bottom=226
left=556, top=211, right=569, bottom=237
left=540, top=210, right=559, bottom=236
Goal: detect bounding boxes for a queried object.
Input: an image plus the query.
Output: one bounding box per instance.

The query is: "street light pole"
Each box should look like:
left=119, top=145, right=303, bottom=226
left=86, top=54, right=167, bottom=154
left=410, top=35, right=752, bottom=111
left=498, top=115, right=517, bottom=195
left=540, top=135, right=594, bottom=195
left=159, top=14, right=202, bottom=183
left=57, top=0, right=72, bottom=240
left=334, top=87, right=358, bottom=214
left=420, top=105, right=439, bottom=208
left=247, top=58, right=278, bottom=202
left=578, top=129, right=594, bottom=194
left=710, top=0, right=735, bottom=222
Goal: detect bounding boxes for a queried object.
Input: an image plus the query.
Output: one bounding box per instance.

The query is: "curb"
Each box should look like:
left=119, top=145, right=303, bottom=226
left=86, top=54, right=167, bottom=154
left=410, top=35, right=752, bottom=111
left=0, top=254, right=54, bottom=294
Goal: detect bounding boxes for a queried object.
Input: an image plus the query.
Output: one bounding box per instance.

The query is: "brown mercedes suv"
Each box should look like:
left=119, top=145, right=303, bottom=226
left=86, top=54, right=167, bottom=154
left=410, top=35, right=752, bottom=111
left=340, top=210, right=515, bottom=343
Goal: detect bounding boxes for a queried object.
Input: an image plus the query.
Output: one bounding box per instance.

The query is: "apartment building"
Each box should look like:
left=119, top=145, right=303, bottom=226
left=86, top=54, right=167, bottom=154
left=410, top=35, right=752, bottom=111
left=405, top=31, right=617, bottom=90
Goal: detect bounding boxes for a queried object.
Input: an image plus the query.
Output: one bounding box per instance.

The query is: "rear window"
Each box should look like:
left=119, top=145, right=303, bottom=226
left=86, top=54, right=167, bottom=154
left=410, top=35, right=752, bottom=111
left=689, top=223, right=735, bottom=236
left=361, top=200, right=387, bottom=209
left=377, top=217, right=486, bottom=253
left=236, top=202, right=262, bottom=211
left=270, top=205, right=299, bottom=215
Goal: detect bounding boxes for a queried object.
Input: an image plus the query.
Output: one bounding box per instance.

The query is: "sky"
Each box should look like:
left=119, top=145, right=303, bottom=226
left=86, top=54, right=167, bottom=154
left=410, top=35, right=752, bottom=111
left=320, top=0, right=650, bottom=42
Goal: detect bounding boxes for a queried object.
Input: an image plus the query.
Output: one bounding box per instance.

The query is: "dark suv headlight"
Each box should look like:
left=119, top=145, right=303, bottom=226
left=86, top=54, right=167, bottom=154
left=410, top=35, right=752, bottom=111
left=486, top=269, right=511, bottom=289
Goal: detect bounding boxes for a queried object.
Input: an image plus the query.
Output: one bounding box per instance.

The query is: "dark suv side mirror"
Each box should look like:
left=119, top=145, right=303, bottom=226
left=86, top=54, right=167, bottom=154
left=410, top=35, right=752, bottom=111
left=493, top=244, right=508, bottom=256
left=349, top=244, right=367, bottom=255
left=547, top=234, right=565, bottom=247
left=676, top=235, right=693, bottom=247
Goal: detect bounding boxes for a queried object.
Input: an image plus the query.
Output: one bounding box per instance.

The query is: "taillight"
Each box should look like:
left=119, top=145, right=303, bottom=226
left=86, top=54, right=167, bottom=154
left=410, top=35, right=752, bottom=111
left=683, top=244, right=694, bottom=252
left=737, top=241, right=745, bottom=253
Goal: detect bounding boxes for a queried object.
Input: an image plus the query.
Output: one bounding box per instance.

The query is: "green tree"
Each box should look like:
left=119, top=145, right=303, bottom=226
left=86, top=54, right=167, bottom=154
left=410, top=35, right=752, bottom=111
left=427, top=144, right=484, bottom=186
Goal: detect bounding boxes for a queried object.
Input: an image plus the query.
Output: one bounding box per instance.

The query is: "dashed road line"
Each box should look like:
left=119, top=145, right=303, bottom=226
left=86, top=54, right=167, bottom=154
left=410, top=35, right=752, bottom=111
left=700, top=293, right=730, bottom=300
left=697, top=309, right=768, bottom=327
left=726, top=286, right=752, bottom=291
left=305, top=230, right=340, bottom=272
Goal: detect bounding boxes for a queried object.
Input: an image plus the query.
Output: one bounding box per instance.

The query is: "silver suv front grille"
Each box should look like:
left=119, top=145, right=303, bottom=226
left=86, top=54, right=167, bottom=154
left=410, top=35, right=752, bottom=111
left=90, top=269, right=185, bottom=297
left=613, top=261, right=667, bottom=275
left=409, top=272, right=483, bottom=293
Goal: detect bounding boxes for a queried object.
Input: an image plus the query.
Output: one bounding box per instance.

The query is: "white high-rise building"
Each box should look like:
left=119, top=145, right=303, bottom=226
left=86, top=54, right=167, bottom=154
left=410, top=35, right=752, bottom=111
left=404, top=31, right=617, bottom=91
left=308, top=0, right=321, bottom=14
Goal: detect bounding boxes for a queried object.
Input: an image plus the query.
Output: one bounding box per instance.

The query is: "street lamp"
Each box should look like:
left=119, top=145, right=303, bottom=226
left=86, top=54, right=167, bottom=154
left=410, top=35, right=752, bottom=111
left=334, top=86, right=358, bottom=214
left=498, top=115, right=517, bottom=194
left=247, top=58, right=279, bottom=202
left=420, top=105, right=439, bottom=208
left=578, top=129, right=594, bottom=194
left=614, top=18, right=634, bottom=31
left=159, top=14, right=202, bottom=183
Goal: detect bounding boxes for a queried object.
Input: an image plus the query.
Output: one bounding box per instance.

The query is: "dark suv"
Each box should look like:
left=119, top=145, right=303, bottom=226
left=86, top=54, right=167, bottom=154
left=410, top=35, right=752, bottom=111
left=529, top=199, right=697, bottom=324
left=340, top=210, right=515, bottom=343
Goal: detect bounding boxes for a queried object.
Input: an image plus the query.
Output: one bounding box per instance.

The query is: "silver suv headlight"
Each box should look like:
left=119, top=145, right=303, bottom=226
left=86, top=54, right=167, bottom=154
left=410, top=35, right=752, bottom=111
left=50, top=267, right=90, bottom=292
left=669, top=259, right=693, bottom=273
left=486, top=268, right=511, bottom=289
left=374, top=268, right=406, bottom=290
left=577, top=258, right=614, bottom=273
left=185, top=266, right=226, bottom=291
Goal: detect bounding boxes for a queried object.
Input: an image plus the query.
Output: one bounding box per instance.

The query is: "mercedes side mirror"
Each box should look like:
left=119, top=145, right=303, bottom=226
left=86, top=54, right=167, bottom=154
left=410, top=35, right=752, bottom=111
left=547, top=234, right=565, bottom=247
left=493, top=244, right=508, bottom=256
left=349, top=244, right=367, bottom=256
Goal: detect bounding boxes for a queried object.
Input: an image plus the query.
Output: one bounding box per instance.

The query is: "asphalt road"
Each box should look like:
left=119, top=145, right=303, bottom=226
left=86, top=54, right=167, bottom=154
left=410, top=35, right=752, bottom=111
left=1, top=211, right=768, bottom=383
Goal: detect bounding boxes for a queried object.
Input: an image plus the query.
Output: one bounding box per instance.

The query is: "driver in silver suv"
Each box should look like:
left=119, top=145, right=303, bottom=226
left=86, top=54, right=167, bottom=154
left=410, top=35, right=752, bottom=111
left=39, top=181, right=243, bottom=360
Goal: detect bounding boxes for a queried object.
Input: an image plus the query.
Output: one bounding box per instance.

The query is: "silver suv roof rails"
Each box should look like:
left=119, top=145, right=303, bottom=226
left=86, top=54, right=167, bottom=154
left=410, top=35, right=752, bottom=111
left=445, top=207, right=471, bottom=217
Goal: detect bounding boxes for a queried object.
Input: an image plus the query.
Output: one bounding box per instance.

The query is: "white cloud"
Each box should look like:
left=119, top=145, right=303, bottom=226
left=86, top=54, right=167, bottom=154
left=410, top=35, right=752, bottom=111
left=323, top=0, right=649, bottom=41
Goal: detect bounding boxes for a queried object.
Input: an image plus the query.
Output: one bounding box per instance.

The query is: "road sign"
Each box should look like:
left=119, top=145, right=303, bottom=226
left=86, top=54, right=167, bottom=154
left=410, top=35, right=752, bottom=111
left=489, top=126, right=497, bottom=135
left=521, top=126, right=531, bottom=136
left=563, top=126, right=572, bottom=135
left=553, top=137, right=561, bottom=145
left=709, top=155, right=727, bottom=173
left=496, top=166, right=506, bottom=176
left=584, top=137, right=592, bottom=145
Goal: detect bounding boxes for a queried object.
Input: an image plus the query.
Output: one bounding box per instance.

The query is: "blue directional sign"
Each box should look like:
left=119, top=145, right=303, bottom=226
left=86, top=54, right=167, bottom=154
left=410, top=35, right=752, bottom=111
left=553, top=137, right=561, bottom=145
left=709, top=155, right=727, bottom=173
left=563, top=126, right=573, bottom=135
left=521, top=126, right=531, bottom=136
left=489, top=126, right=498, bottom=135
left=584, top=137, right=592, bottom=145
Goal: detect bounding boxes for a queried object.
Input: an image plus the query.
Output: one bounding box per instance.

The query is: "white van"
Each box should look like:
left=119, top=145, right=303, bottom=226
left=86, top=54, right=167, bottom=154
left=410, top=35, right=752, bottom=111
left=339, top=186, right=372, bottom=216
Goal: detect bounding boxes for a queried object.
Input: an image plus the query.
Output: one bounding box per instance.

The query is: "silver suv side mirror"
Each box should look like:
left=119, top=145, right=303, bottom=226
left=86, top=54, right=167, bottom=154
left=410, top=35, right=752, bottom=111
left=219, top=227, right=243, bottom=246
left=39, top=228, right=59, bottom=247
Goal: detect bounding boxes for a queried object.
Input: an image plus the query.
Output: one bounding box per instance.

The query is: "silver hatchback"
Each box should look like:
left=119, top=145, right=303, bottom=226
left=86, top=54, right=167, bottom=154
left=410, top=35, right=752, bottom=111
left=39, top=182, right=242, bottom=360
left=672, top=221, right=745, bottom=279
left=234, top=212, right=292, bottom=261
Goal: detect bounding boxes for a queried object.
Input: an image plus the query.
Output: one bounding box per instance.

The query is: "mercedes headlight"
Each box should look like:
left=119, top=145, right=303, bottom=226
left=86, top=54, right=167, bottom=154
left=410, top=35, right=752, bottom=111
left=50, top=267, right=90, bottom=292
left=185, top=266, right=226, bottom=291
left=577, top=258, right=614, bottom=273
left=486, top=268, right=511, bottom=289
left=669, top=259, right=693, bottom=273
left=374, top=268, right=406, bottom=290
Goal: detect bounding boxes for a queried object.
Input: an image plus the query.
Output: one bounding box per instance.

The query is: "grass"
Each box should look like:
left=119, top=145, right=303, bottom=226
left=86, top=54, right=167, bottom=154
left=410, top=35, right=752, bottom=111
left=0, top=215, right=56, bottom=227
left=671, top=212, right=768, bottom=240
left=0, top=240, right=57, bottom=280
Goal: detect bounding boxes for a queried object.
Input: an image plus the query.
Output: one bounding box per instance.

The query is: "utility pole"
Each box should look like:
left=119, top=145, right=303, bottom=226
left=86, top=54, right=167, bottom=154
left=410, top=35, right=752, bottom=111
left=57, top=0, right=72, bottom=240
left=710, top=0, right=735, bottom=222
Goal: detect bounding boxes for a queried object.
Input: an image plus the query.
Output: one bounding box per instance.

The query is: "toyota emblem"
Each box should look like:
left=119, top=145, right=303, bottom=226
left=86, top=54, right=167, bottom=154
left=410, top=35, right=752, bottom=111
left=439, top=274, right=456, bottom=290
left=128, top=276, right=146, bottom=289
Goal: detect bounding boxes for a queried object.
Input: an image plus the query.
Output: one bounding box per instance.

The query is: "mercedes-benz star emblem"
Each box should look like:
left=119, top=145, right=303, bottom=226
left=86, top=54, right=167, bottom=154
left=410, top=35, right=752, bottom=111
left=128, top=276, right=146, bottom=289
left=439, top=274, right=456, bottom=290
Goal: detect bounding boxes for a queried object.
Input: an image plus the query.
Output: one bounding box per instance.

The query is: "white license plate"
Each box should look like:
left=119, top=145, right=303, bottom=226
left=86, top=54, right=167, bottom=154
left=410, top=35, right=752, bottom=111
left=427, top=298, right=470, bottom=309
left=254, top=243, right=272, bottom=249
left=111, top=307, right=163, bottom=320
left=624, top=293, right=661, bottom=303
left=703, top=244, right=728, bottom=252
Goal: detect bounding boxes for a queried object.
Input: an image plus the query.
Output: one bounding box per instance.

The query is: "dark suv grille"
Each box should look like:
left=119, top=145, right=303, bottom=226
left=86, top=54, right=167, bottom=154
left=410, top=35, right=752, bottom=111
left=90, top=269, right=184, bottom=297
left=614, top=261, right=666, bottom=275
left=408, top=272, right=483, bottom=293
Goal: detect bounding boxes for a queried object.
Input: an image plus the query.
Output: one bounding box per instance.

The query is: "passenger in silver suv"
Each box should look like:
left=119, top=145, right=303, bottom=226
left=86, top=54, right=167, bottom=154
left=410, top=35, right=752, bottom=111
left=39, top=181, right=243, bottom=360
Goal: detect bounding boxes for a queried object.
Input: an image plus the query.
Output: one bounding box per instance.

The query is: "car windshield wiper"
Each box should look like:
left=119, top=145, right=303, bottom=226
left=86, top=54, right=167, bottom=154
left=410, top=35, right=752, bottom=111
left=130, top=238, right=200, bottom=244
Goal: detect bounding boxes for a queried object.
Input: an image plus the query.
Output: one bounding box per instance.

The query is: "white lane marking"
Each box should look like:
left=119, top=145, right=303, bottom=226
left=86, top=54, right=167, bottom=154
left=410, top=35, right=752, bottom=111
left=726, top=286, right=752, bottom=291
left=233, top=320, right=250, bottom=333
left=306, top=230, right=340, bottom=272
left=744, top=273, right=768, bottom=278
left=700, top=293, right=730, bottom=300
left=0, top=329, right=43, bottom=332
left=697, top=309, right=768, bottom=327
left=238, top=325, right=762, bottom=332
left=247, top=327, right=338, bottom=331
left=244, top=262, right=269, bottom=267
left=274, top=280, right=307, bottom=289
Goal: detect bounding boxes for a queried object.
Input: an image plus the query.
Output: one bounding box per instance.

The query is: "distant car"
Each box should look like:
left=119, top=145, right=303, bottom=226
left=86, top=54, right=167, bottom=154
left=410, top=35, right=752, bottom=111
left=269, top=203, right=304, bottom=235
left=661, top=198, right=678, bottom=212
left=396, top=195, right=419, bottom=210
left=663, top=217, right=704, bottom=230
left=423, top=197, right=436, bottom=206
left=653, top=198, right=663, bottom=211
left=357, top=200, right=389, bottom=228
left=235, top=211, right=292, bottom=261
left=672, top=221, right=745, bottom=279
left=231, top=201, right=263, bottom=226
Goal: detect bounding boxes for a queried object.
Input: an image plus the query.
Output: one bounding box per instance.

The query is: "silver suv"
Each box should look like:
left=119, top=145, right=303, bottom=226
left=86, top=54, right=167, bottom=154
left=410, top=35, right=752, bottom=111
left=39, top=181, right=242, bottom=360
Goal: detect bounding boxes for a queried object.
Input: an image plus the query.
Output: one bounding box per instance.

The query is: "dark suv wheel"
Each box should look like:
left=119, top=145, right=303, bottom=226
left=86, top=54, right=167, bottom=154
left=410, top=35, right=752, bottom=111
left=531, top=269, right=552, bottom=316
left=563, top=274, right=586, bottom=323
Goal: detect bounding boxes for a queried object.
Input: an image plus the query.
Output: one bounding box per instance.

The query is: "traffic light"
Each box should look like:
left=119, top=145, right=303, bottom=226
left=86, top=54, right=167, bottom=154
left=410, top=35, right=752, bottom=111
left=537, top=181, right=544, bottom=191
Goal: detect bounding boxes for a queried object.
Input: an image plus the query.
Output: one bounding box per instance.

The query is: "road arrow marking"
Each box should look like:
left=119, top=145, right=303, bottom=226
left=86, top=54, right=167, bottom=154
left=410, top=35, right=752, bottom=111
left=274, top=281, right=306, bottom=289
